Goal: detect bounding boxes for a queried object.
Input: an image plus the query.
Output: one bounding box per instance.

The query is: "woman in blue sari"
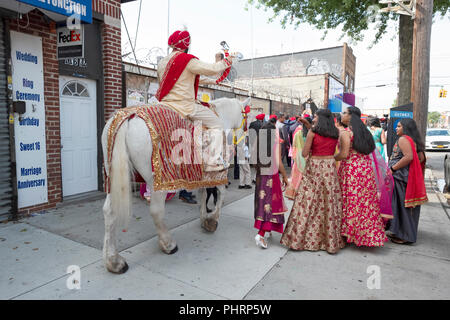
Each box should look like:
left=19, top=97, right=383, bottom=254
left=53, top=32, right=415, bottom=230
left=368, top=117, right=386, bottom=161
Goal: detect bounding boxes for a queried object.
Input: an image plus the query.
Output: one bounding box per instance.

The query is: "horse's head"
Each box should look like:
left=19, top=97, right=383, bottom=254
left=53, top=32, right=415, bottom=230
left=213, top=96, right=251, bottom=130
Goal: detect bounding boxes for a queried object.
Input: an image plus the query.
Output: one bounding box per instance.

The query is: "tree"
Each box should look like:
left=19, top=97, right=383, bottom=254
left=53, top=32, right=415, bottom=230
left=248, top=1, right=450, bottom=103
left=392, top=98, right=398, bottom=107
left=248, top=1, right=450, bottom=45
left=428, top=111, right=441, bottom=127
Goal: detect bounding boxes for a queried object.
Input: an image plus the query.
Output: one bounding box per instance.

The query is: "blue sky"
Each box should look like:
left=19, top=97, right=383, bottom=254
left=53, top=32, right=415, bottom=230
left=121, top=0, right=450, bottom=114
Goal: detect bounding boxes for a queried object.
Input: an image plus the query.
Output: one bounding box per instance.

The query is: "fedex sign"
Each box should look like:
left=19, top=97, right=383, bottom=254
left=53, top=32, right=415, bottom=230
left=58, top=28, right=83, bottom=46
left=57, top=26, right=84, bottom=59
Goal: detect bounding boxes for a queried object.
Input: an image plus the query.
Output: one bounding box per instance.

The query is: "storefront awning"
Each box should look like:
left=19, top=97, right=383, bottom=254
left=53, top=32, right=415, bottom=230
left=15, top=0, right=92, bottom=23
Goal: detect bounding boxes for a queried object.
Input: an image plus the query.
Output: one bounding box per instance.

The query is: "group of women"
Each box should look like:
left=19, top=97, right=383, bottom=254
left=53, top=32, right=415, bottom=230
left=253, top=106, right=428, bottom=253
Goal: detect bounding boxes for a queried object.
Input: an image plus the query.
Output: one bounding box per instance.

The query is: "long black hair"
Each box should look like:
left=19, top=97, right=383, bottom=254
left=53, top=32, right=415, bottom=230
left=400, top=118, right=425, bottom=153
left=347, top=106, right=376, bottom=155
left=312, top=108, right=339, bottom=139
left=367, top=116, right=381, bottom=128
left=335, top=114, right=347, bottom=128
left=302, top=117, right=313, bottom=138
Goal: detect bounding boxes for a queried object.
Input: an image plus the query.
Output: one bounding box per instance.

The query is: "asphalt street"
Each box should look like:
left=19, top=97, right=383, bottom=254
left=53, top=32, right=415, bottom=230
left=426, top=150, right=449, bottom=181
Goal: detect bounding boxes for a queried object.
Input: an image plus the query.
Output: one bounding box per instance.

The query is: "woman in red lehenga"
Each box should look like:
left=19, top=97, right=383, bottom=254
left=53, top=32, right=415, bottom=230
left=335, top=106, right=388, bottom=247
left=281, top=109, right=345, bottom=254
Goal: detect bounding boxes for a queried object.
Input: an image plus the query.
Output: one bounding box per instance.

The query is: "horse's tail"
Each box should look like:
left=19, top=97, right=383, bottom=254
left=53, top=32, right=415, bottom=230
left=109, top=120, right=132, bottom=229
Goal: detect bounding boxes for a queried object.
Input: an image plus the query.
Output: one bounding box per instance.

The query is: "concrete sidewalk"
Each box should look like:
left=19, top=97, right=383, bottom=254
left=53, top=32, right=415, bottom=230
left=1, top=169, right=449, bottom=300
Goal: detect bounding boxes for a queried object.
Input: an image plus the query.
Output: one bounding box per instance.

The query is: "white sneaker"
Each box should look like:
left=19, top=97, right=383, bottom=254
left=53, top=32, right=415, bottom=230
left=255, top=234, right=268, bottom=249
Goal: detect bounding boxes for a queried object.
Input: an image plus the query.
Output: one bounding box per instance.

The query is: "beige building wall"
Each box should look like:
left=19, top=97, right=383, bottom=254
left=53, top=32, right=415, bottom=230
left=240, top=74, right=326, bottom=109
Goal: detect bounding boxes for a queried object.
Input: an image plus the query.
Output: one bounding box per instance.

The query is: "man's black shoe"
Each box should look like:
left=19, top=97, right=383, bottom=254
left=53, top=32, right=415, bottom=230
left=244, top=185, right=252, bottom=189
left=252, top=180, right=256, bottom=184
left=180, top=196, right=197, bottom=204
left=238, top=185, right=246, bottom=189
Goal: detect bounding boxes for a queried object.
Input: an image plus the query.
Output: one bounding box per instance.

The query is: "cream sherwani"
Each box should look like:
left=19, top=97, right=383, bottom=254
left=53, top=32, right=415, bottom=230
left=157, top=50, right=230, bottom=129
left=157, top=50, right=232, bottom=170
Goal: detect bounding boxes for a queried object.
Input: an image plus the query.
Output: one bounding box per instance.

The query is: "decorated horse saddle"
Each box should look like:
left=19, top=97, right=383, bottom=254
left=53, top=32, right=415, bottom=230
left=104, top=104, right=228, bottom=194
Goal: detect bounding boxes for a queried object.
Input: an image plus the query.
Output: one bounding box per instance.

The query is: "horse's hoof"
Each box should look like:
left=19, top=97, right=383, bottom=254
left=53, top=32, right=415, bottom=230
left=118, top=262, right=129, bottom=274
left=202, top=219, right=218, bottom=233
left=107, top=261, right=129, bottom=274
left=168, top=246, right=178, bottom=255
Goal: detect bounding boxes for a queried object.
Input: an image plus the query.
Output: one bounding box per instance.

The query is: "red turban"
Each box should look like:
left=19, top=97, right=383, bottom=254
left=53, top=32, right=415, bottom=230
left=168, top=30, right=191, bottom=51
left=290, top=117, right=296, bottom=121
left=269, top=115, right=277, bottom=120
left=303, top=114, right=310, bottom=118
left=256, top=113, right=265, bottom=120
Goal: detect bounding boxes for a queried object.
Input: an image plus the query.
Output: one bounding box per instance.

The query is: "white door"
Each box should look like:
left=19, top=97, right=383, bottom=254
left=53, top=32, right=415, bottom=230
left=59, top=77, right=98, bottom=197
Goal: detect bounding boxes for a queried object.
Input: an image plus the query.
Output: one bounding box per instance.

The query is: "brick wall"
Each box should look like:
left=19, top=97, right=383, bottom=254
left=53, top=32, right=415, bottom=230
left=6, top=1, right=122, bottom=215
left=102, top=23, right=122, bottom=121
left=343, top=43, right=356, bottom=93
left=93, top=0, right=121, bottom=20
left=9, top=10, right=62, bottom=215
left=96, top=0, right=123, bottom=121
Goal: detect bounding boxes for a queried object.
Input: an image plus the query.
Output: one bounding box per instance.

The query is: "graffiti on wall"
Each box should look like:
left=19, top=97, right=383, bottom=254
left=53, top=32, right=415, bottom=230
left=254, top=57, right=342, bottom=79
left=127, top=89, right=145, bottom=106
left=305, top=59, right=343, bottom=78
left=262, top=63, right=279, bottom=77
left=234, top=46, right=346, bottom=81
left=280, top=57, right=306, bottom=77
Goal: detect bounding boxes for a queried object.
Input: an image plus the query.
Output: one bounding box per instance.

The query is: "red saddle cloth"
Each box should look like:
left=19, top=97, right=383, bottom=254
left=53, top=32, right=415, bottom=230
left=104, top=104, right=228, bottom=193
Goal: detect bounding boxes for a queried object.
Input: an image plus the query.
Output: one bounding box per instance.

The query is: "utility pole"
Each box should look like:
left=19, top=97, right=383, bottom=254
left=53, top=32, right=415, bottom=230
left=411, top=0, right=433, bottom=139
left=397, top=14, right=414, bottom=106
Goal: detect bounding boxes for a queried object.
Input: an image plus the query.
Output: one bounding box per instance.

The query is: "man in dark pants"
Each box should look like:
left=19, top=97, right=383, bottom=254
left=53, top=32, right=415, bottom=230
left=234, top=145, right=239, bottom=180
left=249, top=113, right=265, bottom=183
left=179, top=190, right=197, bottom=204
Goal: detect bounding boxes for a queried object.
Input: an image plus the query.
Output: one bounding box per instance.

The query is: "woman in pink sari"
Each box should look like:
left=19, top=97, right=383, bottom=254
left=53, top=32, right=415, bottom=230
left=335, top=107, right=388, bottom=247
left=284, top=117, right=311, bottom=200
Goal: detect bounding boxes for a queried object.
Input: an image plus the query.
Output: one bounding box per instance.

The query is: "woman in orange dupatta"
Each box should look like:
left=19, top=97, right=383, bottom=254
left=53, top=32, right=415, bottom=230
left=386, top=118, right=427, bottom=244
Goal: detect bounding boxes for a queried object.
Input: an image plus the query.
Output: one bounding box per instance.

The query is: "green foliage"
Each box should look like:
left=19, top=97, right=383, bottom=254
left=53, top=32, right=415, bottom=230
left=248, top=0, right=450, bottom=45
left=428, top=111, right=442, bottom=125
left=392, top=98, right=398, bottom=107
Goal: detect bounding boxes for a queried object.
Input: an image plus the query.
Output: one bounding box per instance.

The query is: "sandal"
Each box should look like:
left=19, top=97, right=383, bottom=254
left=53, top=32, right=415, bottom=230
left=390, top=237, right=407, bottom=244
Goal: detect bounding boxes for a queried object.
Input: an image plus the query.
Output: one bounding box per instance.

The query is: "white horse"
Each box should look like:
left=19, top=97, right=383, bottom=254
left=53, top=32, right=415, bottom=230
left=101, top=97, right=250, bottom=274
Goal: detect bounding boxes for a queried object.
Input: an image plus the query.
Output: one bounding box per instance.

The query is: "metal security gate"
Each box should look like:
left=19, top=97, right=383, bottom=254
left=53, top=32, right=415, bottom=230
left=0, top=19, right=13, bottom=220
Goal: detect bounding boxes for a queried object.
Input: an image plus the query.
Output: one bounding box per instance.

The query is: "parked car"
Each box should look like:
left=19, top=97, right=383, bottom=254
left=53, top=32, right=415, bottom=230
left=425, top=128, right=450, bottom=151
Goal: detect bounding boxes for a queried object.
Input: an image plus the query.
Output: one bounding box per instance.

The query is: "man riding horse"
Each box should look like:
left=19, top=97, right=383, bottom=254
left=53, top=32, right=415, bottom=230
left=156, top=30, right=234, bottom=172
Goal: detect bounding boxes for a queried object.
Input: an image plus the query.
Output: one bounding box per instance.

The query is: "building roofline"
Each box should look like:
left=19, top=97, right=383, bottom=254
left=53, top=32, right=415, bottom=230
left=240, top=45, right=345, bottom=62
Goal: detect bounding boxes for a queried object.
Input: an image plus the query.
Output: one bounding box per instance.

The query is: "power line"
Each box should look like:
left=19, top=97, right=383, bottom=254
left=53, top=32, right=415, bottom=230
left=133, top=0, right=143, bottom=51
left=358, top=65, right=397, bottom=77
left=121, top=9, right=141, bottom=75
